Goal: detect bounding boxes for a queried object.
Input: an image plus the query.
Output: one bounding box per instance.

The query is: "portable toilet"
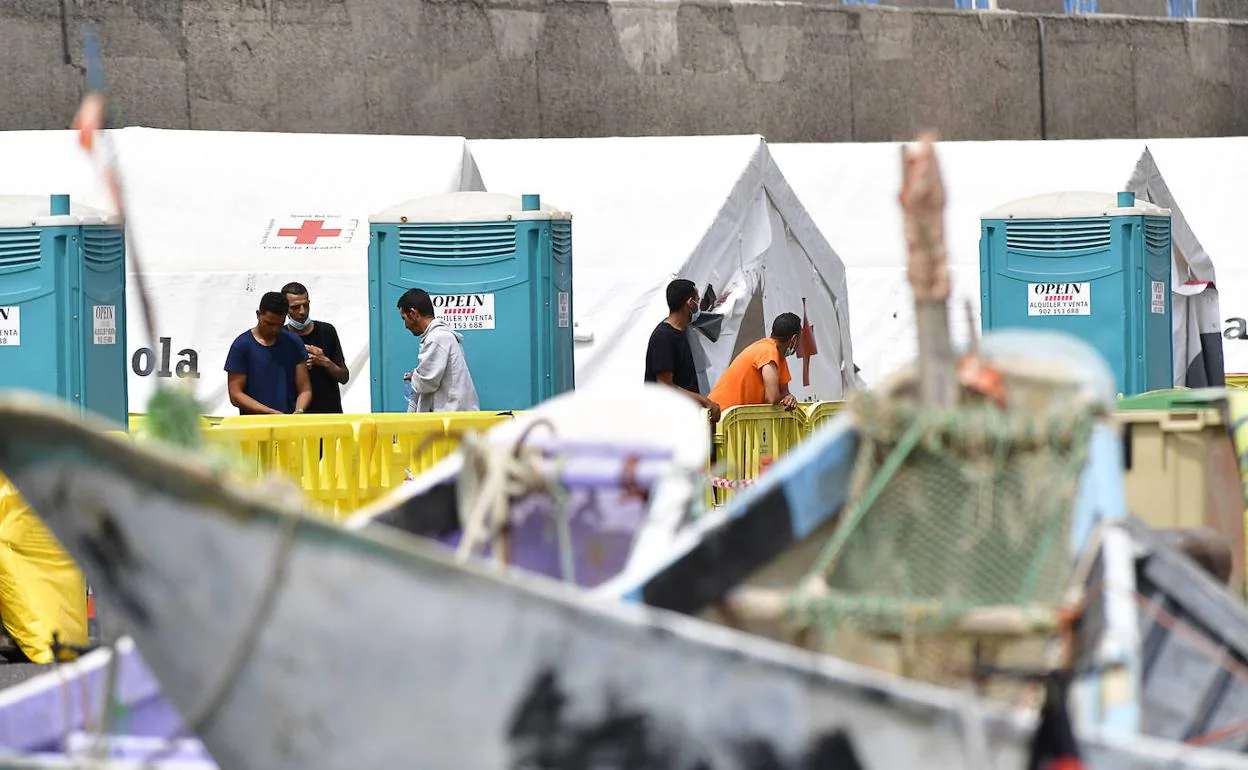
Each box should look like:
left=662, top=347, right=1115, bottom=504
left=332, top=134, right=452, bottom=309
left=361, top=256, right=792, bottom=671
left=367, top=192, right=573, bottom=412
left=0, top=194, right=128, bottom=426
left=980, top=191, right=1172, bottom=397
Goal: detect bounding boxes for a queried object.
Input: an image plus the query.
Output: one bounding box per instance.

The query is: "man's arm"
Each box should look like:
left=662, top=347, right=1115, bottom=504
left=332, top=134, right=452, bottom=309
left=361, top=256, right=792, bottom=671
left=293, top=363, right=313, bottom=412
left=761, top=363, right=799, bottom=410
left=655, top=371, right=721, bottom=421
left=411, top=341, right=449, bottom=394
left=227, top=372, right=281, bottom=415
left=326, top=326, right=349, bottom=384
left=306, top=326, right=350, bottom=385
left=760, top=363, right=782, bottom=405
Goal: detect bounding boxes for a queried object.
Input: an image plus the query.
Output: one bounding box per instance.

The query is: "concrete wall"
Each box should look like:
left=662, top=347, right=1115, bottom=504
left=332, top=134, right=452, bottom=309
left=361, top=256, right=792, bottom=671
left=2, top=0, right=1246, bottom=142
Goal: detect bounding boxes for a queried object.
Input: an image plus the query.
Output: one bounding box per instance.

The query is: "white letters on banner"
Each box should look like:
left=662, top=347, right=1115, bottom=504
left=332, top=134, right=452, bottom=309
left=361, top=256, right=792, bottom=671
left=432, top=293, right=496, bottom=330
left=1027, top=283, right=1091, bottom=317
left=0, top=306, right=20, bottom=346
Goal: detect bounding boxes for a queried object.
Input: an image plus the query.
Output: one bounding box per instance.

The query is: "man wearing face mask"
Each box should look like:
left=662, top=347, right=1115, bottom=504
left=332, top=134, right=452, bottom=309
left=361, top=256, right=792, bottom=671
left=708, top=313, right=802, bottom=411
left=396, top=287, right=480, bottom=413
left=644, top=279, right=721, bottom=422
left=282, top=282, right=349, bottom=414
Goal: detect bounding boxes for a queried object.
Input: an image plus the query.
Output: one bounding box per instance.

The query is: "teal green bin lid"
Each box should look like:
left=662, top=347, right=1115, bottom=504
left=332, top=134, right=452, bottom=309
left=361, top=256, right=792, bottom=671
left=1116, top=387, right=1228, bottom=411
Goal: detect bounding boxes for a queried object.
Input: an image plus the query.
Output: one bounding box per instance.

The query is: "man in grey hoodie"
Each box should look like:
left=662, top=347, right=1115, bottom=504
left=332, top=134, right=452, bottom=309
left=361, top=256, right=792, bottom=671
left=396, top=288, right=481, bottom=413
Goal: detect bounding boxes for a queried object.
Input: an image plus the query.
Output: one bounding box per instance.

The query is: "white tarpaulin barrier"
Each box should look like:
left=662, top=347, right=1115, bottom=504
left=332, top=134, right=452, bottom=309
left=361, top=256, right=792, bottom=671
left=0, top=128, right=483, bottom=415
left=772, top=138, right=1225, bottom=387
left=470, top=135, right=860, bottom=403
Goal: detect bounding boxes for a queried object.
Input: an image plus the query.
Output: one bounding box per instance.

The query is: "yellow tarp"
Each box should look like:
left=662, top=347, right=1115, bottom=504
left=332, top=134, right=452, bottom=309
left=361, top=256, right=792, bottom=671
left=0, top=473, right=87, bottom=663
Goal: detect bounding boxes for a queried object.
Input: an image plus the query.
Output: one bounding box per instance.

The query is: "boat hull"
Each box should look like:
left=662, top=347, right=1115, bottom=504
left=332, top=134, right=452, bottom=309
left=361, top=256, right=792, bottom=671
left=1, top=395, right=1246, bottom=769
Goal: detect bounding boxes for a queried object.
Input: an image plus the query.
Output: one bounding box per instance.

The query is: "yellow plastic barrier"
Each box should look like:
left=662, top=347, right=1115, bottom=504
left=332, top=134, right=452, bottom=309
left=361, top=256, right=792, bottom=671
left=200, top=412, right=520, bottom=517
left=0, top=473, right=88, bottom=663
left=362, top=412, right=520, bottom=503
left=800, top=401, right=847, bottom=435
left=128, top=402, right=866, bottom=514
left=1228, top=374, right=1248, bottom=390
left=128, top=413, right=219, bottom=434
left=712, top=405, right=807, bottom=506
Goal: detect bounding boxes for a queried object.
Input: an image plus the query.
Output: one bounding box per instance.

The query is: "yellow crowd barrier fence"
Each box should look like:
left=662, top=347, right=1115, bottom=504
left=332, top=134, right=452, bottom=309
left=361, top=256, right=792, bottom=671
left=191, top=412, right=521, bottom=521
left=707, top=402, right=848, bottom=508
left=123, top=406, right=848, bottom=516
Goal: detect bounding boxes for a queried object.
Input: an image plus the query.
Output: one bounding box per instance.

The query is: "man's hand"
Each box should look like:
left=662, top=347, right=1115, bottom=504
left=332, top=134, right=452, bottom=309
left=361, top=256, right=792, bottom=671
left=779, top=394, right=799, bottom=411
left=707, top=400, right=722, bottom=423
left=305, top=344, right=329, bottom=368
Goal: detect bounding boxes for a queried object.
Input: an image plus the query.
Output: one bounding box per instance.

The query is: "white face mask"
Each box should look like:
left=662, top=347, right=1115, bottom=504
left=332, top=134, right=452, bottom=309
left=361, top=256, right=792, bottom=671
left=288, top=316, right=311, bottom=331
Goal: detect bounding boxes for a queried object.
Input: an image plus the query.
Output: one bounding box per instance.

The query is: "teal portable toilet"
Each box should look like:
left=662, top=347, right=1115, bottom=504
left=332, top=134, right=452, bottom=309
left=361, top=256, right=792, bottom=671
left=0, top=194, right=128, bottom=426
left=980, top=191, right=1172, bottom=397
left=367, top=192, right=573, bottom=412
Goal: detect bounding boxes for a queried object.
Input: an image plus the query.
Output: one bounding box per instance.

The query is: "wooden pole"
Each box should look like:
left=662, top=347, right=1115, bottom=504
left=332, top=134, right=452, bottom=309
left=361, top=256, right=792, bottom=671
left=899, top=132, right=957, bottom=409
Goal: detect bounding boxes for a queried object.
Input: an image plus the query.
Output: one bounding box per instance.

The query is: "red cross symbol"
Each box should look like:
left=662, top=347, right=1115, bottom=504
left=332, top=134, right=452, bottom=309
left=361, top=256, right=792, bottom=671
left=277, top=219, right=342, bottom=245
left=796, top=297, right=818, bottom=387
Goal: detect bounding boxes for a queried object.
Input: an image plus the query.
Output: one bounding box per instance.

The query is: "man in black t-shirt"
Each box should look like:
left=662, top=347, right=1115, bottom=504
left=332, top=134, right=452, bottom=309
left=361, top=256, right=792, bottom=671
left=644, top=278, right=721, bottom=422
left=282, top=281, right=349, bottom=413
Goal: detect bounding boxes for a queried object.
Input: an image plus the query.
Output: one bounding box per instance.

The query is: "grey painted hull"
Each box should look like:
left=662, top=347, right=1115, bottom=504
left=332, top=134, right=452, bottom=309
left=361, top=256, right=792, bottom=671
left=0, top=395, right=1245, bottom=769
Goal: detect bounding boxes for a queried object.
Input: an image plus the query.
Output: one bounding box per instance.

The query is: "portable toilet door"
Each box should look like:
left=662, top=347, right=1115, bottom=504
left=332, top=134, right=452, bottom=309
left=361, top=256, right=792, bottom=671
left=79, top=221, right=129, bottom=423
left=367, top=192, right=573, bottom=413
left=0, top=194, right=128, bottom=426
left=979, top=191, right=1172, bottom=397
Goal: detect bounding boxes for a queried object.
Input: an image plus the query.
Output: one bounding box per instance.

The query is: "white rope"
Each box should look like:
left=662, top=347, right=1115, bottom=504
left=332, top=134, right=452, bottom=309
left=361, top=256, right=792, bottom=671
left=454, top=432, right=552, bottom=566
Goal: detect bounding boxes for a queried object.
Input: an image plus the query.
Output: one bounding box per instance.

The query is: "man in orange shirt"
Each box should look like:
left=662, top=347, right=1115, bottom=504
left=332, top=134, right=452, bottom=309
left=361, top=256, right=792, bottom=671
left=709, top=313, right=802, bottom=411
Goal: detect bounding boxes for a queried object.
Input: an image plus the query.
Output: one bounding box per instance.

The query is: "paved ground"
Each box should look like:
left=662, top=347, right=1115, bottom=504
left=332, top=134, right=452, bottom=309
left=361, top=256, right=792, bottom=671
left=0, top=663, right=49, bottom=689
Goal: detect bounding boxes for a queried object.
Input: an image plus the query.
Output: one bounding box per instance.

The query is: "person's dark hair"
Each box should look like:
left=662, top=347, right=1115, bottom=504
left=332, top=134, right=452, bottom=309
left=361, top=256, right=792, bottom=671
left=770, top=312, right=802, bottom=340
left=281, top=281, right=309, bottom=297
left=258, top=291, right=289, bottom=317
left=665, top=279, right=697, bottom=313
left=397, top=288, right=435, bottom=318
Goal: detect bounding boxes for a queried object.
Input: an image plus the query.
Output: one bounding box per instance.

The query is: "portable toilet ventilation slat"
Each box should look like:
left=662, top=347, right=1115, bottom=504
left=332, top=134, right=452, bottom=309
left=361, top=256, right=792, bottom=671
left=0, top=194, right=128, bottom=426
left=367, top=192, right=574, bottom=412
left=980, top=191, right=1172, bottom=397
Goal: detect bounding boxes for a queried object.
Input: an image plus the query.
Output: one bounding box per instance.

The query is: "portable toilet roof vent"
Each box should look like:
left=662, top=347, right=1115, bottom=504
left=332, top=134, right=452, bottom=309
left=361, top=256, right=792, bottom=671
left=0, top=194, right=119, bottom=229
left=369, top=191, right=570, bottom=225
left=982, top=190, right=1171, bottom=221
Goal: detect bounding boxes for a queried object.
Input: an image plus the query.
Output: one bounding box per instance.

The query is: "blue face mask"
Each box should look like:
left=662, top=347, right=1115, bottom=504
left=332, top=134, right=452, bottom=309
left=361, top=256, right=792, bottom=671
left=691, top=307, right=702, bottom=323
left=287, top=316, right=311, bottom=331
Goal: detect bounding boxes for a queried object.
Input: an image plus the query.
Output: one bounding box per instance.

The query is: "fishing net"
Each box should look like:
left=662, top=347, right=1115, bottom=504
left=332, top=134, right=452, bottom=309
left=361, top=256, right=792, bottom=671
left=788, top=375, right=1104, bottom=695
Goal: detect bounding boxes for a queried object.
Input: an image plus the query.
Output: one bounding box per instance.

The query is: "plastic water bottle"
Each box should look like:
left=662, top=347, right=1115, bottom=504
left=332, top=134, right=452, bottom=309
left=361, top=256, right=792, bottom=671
left=402, top=370, right=414, bottom=403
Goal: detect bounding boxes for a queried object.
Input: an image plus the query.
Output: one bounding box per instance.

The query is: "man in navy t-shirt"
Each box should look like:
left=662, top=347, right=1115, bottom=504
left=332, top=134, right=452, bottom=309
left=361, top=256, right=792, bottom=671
left=224, top=291, right=312, bottom=415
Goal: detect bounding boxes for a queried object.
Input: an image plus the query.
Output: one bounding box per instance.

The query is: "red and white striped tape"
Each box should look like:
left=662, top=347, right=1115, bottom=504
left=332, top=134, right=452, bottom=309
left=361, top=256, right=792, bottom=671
left=710, top=477, right=756, bottom=490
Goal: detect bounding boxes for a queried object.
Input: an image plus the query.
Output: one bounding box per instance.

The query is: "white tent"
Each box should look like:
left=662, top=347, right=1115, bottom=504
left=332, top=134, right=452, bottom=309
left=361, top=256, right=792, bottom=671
left=771, top=138, right=1224, bottom=386
left=0, top=128, right=483, bottom=415
left=1130, top=138, right=1237, bottom=380
left=469, top=135, right=860, bottom=403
